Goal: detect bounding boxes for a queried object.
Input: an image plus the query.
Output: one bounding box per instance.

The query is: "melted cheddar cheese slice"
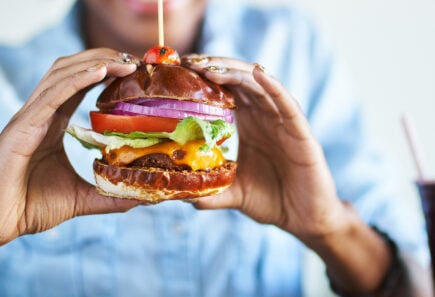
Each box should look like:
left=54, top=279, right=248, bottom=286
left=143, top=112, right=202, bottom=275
left=103, top=140, right=225, bottom=171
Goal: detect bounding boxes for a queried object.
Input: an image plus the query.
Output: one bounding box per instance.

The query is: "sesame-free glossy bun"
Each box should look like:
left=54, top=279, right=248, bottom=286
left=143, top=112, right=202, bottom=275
left=96, top=63, right=235, bottom=111
left=93, top=159, right=237, bottom=203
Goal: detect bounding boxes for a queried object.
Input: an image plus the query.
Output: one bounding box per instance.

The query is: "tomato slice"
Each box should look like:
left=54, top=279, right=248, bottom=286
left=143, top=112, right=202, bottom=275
left=89, top=111, right=179, bottom=134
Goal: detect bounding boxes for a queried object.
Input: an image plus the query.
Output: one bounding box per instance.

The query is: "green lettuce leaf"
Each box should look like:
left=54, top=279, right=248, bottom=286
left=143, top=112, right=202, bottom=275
left=105, top=116, right=234, bottom=151
left=66, top=125, right=163, bottom=153
left=66, top=116, right=234, bottom=152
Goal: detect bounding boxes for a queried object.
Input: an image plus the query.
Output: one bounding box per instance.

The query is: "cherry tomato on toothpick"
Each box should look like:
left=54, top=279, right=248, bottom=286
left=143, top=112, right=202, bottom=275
left=143, top=45, right=181, bottom=65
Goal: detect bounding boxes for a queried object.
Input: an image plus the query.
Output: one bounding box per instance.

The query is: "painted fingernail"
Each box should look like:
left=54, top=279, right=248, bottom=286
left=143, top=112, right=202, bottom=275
left=183, top=54, right=209, bottom=65
left=253, top=62, right=266, bottom=73
left=118, top=52, right=139, bottom=65
left=204, top=65, right=228, bottom=74
left=87, top=63, right=106, bottom=72
left=183, top=198, right=199, bottom=204
left=190, top=56, right=209, bottom=64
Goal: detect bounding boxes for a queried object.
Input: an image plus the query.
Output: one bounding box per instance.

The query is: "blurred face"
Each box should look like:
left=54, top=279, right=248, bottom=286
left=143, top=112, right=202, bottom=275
left=83, top=0, right=207, bottom=57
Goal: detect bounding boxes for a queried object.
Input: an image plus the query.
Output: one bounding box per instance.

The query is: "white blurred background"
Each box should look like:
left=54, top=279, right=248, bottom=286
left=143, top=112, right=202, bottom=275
left=1, top=0, right=435, bottom=295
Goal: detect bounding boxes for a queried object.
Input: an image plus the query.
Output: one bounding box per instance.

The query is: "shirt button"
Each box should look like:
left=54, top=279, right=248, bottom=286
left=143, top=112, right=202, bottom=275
left=173, top=223, right=185, bottom=235
left=46, top=229, right=60, bottom=240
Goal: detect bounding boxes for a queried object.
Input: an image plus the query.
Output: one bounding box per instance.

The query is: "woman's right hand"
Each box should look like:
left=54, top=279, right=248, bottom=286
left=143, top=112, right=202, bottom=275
left=0, top=48, right=141, bottom=246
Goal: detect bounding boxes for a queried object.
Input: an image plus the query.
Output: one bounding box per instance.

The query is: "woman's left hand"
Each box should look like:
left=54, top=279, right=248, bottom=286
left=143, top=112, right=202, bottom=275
left=182, top=55, right=434, bottom=296
left=182, top=55, right=350, bottom=240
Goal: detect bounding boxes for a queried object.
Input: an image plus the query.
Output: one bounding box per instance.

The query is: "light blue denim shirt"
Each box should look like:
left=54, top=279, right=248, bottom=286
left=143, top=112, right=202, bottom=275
left=0, top=1, right=429, bottom=296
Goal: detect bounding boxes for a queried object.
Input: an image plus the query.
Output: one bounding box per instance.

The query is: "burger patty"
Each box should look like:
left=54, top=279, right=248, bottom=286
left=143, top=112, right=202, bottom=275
left=129, top=153, right=192, bottom=171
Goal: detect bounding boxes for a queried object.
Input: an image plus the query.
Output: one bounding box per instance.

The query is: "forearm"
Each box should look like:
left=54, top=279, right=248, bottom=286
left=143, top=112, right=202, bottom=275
left=300, top=202, right=432, bottom=296
left=302, top=204, right=392, bottom=294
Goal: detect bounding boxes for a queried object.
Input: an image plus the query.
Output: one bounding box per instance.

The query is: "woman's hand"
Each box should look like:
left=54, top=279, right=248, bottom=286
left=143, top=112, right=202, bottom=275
left=182, top=55, right=350, bottom=240
left=183, top=56, right=434, bottom=296
left=182, top=56, right=403, bottom=294
left=0, top=48, right=141, bottom=245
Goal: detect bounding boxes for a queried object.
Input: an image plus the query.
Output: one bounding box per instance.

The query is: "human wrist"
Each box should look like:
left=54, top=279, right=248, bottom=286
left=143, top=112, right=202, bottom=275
left=297, top=201, right=359, bottom=250
left=328, top=227, right=408, bottom=297
left=299, top=202, right=393, bottom=293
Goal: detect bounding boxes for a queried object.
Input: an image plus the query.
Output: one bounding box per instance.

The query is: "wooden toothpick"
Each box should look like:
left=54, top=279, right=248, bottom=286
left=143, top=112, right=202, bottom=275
left=158, top=0, right=164, bottom=46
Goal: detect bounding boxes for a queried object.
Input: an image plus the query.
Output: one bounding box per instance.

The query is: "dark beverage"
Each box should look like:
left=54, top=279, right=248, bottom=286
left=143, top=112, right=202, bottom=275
left=417, top=181, right=435, bottom=284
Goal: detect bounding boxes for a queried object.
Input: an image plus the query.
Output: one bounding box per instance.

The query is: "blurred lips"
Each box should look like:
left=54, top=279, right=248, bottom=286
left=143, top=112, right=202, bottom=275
left=124, top=0, right=180, bottom=15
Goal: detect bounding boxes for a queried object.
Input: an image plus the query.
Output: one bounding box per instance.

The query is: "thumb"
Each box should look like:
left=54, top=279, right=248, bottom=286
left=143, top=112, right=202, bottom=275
left=191, top=183, right=242, bottom=210
left=74, top=182, right=141, bottom=216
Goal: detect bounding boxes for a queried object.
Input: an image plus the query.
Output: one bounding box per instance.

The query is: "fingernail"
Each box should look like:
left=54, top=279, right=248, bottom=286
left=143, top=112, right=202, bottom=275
left=118, top=52, right=139, bottom=65
left=182, top=54, right=209, bottom=65
left=253, top=62, right=266, bottom=73
left=87, top=63, right=106, bottom=72
left=204, top=65, right=228, bottom=74
left=183, top=198, right=199, bottom=204
left=189, top=56, right=209, bottom=65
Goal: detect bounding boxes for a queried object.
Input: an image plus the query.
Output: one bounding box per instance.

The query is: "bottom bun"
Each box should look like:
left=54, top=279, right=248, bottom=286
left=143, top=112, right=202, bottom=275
left=93, top=159, right=237, bottom=203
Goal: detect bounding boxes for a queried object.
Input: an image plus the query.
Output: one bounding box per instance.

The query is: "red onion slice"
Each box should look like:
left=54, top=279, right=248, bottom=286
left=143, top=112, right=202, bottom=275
left=112, top=102, right=234, bottom=123
left=131, top=98, right=233, bottom=116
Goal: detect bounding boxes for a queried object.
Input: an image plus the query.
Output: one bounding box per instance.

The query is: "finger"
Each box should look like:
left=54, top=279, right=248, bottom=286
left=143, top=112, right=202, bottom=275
left=38, top=58, right=137, bottom=119
left=26, top=53, right=138, bottom=106
left=1, top=57, right=137, bottom=176
left=24, top=52, right=137, bottom=124
left=252, top=66, right=300, bottom=118
left=2, top=64, right=108, bottom=160
left=75, top=183, right=141, bottom=217
left=182, top=54, right=255, bottom=73
left=188, top=177, right=245, bottom=210
left=252, top=66, right=312, bottom=138
left=0, top=66, right=107, bottom=178
left=191, top=190, right=240, bottom=210
left=24, top=64, right=108, bottom=126
left=35, top=48, right=136, bottom=93
left=49, top=48, right=140, bottom=73
left=200, top=65, right=280, bottom=115
left=183, top=55, right=268, bottom=108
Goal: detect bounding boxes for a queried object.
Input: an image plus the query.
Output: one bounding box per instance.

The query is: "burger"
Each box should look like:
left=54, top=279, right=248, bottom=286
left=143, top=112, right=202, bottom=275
left=67, top=46, right=237, bottom=203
